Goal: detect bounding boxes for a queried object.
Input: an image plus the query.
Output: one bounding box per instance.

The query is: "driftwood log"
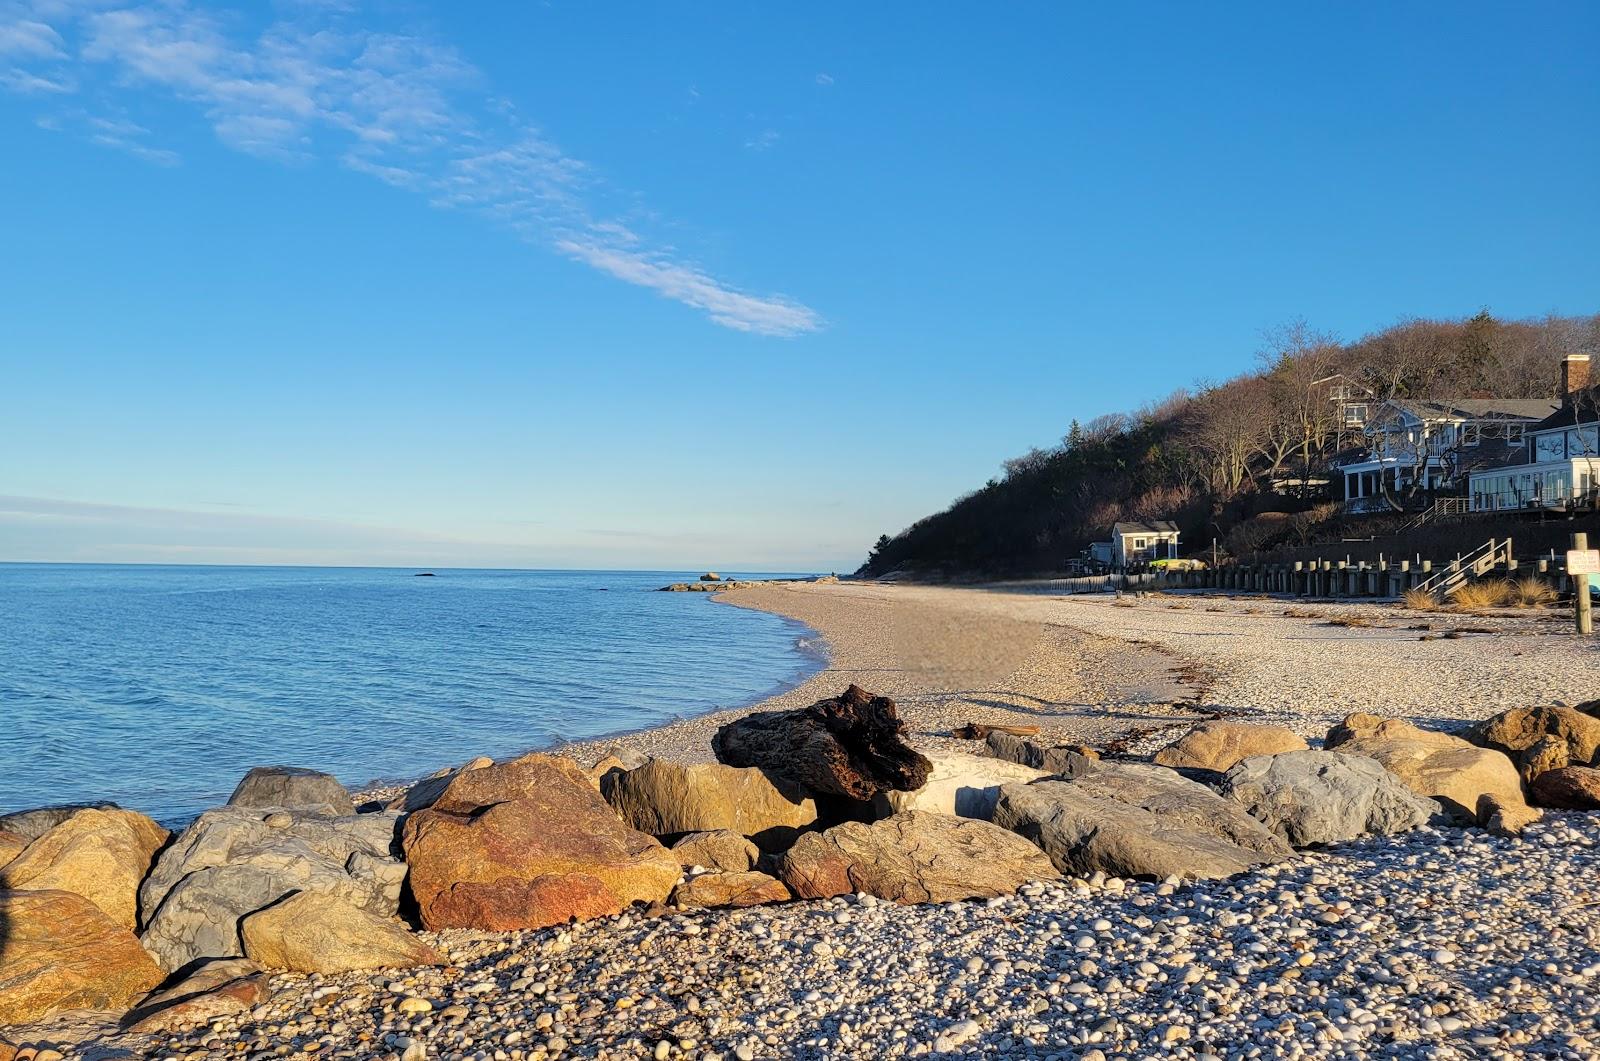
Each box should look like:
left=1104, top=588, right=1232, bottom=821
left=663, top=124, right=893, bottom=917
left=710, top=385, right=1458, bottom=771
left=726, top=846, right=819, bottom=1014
left=952, top=722, right=1041, bottom=740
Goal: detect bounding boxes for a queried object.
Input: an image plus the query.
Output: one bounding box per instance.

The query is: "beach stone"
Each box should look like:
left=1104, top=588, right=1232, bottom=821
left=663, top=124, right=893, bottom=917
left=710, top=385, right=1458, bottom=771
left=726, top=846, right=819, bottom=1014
left=0, top=888, right=164, bottom=1024
left=774, top=810, right=1059, bottom=903
left=139, top=807, right=405, bottom=970
left=1153, top=721, right=1309, bottom=772
left=587, top=754, right=627, bottom=789
left=1529, top=766, right=1600, bottom=809
left=1468, top=706, right=1600, bottom=783
left=1478, top=793, right=1543, bottom=836
left=403, top=753, right=680, bottom=932
left=387, top=757, right=497, bottom=813
left=671, top=871, right=791, bottom=909
left=711, top=685, right=932, bottom=801
left=1218, top=750, right=1437, bottom=846
left=984, top=732, right=1097, bottom=777
left=601, top=759, right=819, bottom=850
left=0, top=829, right=27, bottom=870
left=241, top=890, right=446, bottom=973
left=1325, top=713, right=1459, bottom=750
left=1326, top=724, right=1528, bottom=823
left=122, top=958, right=272, bottom=1033
left=0, top=802, right=120, bottom=842
left=228, top=765, right=356, bottom=816
left=992, top=763, right=1292, bottom=880
left=669, top=831, right=760, bottom=872
left=0, top=807, right=169, bottom=930
left=881, top=751, right=1049, bottom=821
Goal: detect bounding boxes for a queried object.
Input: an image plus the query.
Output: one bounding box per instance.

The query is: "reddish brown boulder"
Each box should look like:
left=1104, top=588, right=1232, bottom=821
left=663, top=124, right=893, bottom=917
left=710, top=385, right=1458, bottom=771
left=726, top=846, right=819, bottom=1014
left=401, top=753, right=680, bottom=932
left=711, top=685, right=932, bottom=801
left=122, top=958, right=273, bottom=1033
left=0, top=808, right=169, bottom=930
left=0, top=888, right=164, bottom=1024
left=1530, top=766, right=1600, bottom=810
left=0, top=829, right=26, bottom=870
left=671, top=871, right=791, bottom=909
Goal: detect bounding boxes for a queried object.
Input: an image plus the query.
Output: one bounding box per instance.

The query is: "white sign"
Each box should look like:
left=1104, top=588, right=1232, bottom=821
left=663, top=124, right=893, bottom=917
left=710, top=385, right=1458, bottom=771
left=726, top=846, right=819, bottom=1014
left=1570, top=549, right=1600, bottom=575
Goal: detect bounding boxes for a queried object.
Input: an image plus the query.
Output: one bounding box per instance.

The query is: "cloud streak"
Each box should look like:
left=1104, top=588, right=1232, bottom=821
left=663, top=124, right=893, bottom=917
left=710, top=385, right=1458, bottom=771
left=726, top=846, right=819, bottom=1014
left=0, top=0, right=821, bottom=336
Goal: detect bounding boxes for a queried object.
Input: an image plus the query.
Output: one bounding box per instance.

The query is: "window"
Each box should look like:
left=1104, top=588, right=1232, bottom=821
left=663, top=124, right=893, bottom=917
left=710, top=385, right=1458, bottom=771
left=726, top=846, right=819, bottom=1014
left=1507, top=424, right=1525, bottom=443
left=1462, top=423, right=1480, bottom=446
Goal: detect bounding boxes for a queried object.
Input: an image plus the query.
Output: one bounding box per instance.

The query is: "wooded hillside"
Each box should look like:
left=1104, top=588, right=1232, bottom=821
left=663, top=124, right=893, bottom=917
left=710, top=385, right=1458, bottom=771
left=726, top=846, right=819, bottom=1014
left=861, top=311, right=1600, bottom=578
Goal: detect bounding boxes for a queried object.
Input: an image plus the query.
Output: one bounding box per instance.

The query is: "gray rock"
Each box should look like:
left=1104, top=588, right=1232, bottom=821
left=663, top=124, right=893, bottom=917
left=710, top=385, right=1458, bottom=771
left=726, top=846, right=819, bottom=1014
left=1218, top=750, right=1438, bottom=847
left=0, top=802, right=120, bottom=842
left=985, top=733, right=1095, bottom=778
left=992, top=763, right=1292, bottom=881
left=227, top=766, right=356, bottom=816
left=138, top=806, right=404, bottom=971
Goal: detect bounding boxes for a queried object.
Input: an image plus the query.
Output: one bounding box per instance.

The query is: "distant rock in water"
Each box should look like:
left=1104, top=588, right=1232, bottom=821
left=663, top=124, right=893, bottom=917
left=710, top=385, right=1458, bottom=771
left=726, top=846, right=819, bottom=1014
left=413, top=572, right=436, bottom=577
left=700, top=572, right=722, bottom=582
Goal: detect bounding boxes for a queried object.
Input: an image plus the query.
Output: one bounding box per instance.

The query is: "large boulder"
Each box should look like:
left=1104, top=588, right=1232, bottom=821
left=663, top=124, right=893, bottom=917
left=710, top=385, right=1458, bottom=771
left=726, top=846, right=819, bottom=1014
left=1153, top=721, right=1309, bottom=773
left=711, top=685, right=932, bottom=801
left=1218, top=751, right=1438, bottom=846
left=0, top=829, right=26, bottom=870
left=0, top=807, right=169, bottom=929
left=228, top=766, right=356, bottom=816
left=1325, top=713, right=1460, bottom=749
left=0, top=802, right=120, bottom=842
left=241, top=891, right=445, bottom=973
left=1324, top=718, right=1529, bottom=823
left=1529, top=766, right=1600, bottom=810
left=671, top=871, right=791, bottom=909
left=386, top=757, right=497, bottom=813
left=992, top=764, right=1292, bottom=880
left=139, top=807, right=406, bottom=971
left=774, top=811, right=1060, bottom=904
left=669, top=831, right=760, bottom=873
left=402, top=753, right=680, bottom=932
left=122, top=958, right=273, bottom=1033
left=601, top=759, right=818, bottom=850
left=0, top=889, right=164, bottom=1024
left=1468, top=707, right=1600, bottom=783
left=984, top=733, right=1097, bottom=778
left=881, top=752, right=1049, bottom=821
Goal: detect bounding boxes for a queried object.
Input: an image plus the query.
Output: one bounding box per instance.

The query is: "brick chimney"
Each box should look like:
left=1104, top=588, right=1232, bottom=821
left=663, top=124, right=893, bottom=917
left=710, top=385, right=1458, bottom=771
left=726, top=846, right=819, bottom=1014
left=1563, top=355, right=1591, bottom=405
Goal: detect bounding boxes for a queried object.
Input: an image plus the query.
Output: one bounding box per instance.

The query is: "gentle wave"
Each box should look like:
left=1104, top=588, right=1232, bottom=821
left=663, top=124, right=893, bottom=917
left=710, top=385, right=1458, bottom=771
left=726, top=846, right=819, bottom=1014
left=0, top=564, right=823, bottom=823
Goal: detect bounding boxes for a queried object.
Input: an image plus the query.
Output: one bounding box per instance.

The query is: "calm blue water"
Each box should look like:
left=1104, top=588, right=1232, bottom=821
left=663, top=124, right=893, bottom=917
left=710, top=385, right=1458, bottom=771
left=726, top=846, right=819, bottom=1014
left=0, top=564, right=824, bottom=823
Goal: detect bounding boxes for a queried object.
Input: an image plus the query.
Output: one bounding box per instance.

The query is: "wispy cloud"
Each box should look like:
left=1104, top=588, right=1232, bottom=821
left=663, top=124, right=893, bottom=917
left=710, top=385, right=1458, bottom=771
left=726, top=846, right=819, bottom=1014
left=0, top=0, right=822, bottom=336
left=744, top=127, right=779, bottom=152
left=815, top=72, right=833, bottom=86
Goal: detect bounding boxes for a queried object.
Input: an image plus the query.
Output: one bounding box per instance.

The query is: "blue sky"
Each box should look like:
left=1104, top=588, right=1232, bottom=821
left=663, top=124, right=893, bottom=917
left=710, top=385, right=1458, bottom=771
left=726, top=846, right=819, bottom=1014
left=2, top=1, right=1597, bottom=570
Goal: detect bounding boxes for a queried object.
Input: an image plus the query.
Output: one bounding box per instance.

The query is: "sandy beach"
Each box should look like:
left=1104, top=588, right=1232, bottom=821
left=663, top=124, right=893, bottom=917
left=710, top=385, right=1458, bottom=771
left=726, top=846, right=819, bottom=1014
left=12, top=581, right=1600, bottom=1061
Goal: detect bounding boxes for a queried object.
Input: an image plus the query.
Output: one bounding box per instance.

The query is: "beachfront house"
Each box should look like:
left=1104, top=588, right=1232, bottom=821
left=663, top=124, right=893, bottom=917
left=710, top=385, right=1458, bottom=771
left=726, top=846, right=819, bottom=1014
left=1094, top=521, right=1180, bottom=570
left=1337, top=395, right=1558, bottom=512
left=1468, top=355, right=1600, bottom=512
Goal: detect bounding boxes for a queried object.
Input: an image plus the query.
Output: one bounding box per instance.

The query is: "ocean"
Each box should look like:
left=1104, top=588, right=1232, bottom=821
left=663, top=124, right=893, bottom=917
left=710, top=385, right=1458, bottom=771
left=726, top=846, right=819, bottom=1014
left=0, top=564, right=824, bottom=823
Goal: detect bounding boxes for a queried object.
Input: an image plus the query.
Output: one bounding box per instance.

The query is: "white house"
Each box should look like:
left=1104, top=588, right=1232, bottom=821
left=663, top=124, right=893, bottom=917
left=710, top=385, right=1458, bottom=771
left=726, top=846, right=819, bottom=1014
left=1338, top=396, right=1558, bottom=511
left=1093, top=521, right=1179, bottom=569
left=1468, top=356, right=1599, bottom=512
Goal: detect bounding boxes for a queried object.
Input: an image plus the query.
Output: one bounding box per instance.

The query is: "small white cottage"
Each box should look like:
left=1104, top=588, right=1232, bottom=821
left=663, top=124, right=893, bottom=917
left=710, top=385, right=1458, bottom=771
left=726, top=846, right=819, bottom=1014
left=1090, top=521, right=1180, bottom=570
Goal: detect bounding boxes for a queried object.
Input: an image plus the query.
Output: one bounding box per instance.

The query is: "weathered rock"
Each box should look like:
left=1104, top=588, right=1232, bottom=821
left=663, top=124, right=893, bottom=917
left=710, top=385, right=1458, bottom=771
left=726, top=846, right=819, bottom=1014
left=139, top=807, right=405, bottom=971
left=0, top=888, right=164, bottom=1024
left=775, top=811, right=1060, bottom=904
left=1530, top=766, right=1600, bottom=810
left=0, top=808, right=169, bottom=929
left=671, top=871, right=791, bottom=909
left=992, top=764, right=1292, bottom=880
left=122, top=958, right=272, bottom=1033
left=1328, top=727, right=1529, bottom=823
left=669, top=831, right=760, bottom=872
left=711, top=685, right=932, bottom=801
left=601, top=758, right=818, bottom=849
left=0, top=829, right=30, bottom=870
left=1478, top=793, right=1543, bottom=837
left=881, top=752, right=1049, bottom=821
left=403, top=753, right=680, bottom=932
left=1325, top=713, right=1460, bottom=750
left=387, top=757, right=497, bottom=813
left=985, top=732, right=1097, bottom=778
left=241, top=890, right=445, bottom=973
left=1469, top=706, right=1600, bottom=783
left=1218, top=751, right=1438, bottom=846
left=1153, top=721, right=1309, bottom=773
left=587, top=755, right=626, bottom=789
left=0, top=802, right=120, bottom=842
left=227, top=766, right=356, bottom=816
left=952, top=722, right=1041, bottom=740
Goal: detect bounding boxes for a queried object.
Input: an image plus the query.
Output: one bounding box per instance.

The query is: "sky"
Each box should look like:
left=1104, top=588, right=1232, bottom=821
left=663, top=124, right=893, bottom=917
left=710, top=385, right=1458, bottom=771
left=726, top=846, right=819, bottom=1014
left=2, top=1, right=1598, bottom=571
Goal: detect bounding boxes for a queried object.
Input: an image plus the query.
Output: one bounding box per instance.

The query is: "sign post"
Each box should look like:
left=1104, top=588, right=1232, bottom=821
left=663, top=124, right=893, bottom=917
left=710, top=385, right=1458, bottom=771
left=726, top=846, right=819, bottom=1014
left=1571, top=533, right=1596, bottom=636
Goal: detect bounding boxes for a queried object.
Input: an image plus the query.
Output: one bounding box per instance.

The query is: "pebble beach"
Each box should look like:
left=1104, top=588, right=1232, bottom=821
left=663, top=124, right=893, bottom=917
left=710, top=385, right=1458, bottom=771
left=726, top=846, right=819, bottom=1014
left=7, top=580, right=1600, bottom=1061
